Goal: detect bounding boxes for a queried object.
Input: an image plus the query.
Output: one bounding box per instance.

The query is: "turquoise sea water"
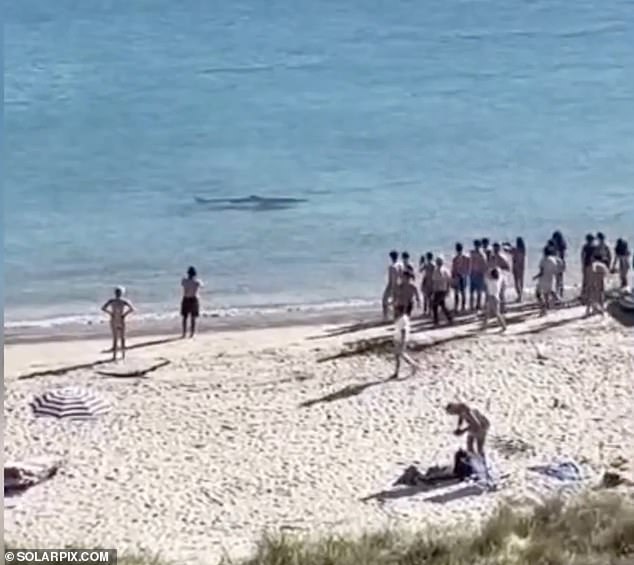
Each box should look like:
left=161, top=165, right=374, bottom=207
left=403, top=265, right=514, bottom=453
left=5, top=0, right=634, bottom=326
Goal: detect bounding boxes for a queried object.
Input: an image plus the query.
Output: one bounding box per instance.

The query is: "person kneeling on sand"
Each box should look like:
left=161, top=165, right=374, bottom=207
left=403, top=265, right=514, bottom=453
left=390, top=306, right=420, bottom=379
left=445, top=402, right=490, bottom=457
left=102, top=286, right=134, bottom=361
left=483, top=268, right=506, bottom=332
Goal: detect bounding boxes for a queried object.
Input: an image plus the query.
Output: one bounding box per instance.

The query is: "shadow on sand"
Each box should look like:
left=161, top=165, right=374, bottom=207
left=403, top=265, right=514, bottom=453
left=300, top=375, right=405, bottom=408
left=101, top=336, right=181, bottom=354
left=361, top=478, right=463, bottom=503
left=514, top=312, right=587, bottom=336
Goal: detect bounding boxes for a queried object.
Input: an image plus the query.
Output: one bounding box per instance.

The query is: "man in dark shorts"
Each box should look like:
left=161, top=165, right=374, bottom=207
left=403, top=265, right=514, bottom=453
left=394, top=270, right=421, bottom=317
left=451, top=242, right=470, bottom=312
left=469, top=240, right=487, bottom=311
left=181, top=266, right=203, bottom=338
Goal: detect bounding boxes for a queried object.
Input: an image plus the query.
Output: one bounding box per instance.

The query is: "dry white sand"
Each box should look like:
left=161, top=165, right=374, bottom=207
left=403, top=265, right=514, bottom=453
left=4, top=306, right=634, bottom=564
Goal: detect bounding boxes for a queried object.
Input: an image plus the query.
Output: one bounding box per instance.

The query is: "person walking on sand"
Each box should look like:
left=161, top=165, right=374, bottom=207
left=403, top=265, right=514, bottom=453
left=181, top=266, right=203, bottom=338
left=446, top=402, right=490, bottom=457
left=102, top=286, right=134, bottom=361
left=482, top=268, right=506, bottom=332
left=551, top=231, right=567, bottom=299
left=503, top=237, right=526, bottom=302
left=451, top=242, right=470, bottom=313
left=394, top=269, right=422, bottom=317
left=420, top=252, right=435, bottom=316
left=382, top=250, right=402, bottom=320
left=612, top=238, right=631, bottom=289
left=534, top=246, right=560, bottom=315
left=390, top=307, right=420, bottom=379
left=469, top=240, right=487, bottom=311
left=431, top=256, right=453, bottom=326
left=586, top=251, right=610, bottom=316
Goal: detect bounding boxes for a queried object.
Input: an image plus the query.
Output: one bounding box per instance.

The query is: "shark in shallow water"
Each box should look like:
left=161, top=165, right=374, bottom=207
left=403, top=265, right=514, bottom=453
left=194, top=195, right=308, bottom=211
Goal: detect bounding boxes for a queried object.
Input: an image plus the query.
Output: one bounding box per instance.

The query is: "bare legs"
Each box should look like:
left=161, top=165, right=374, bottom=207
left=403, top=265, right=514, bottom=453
left=110, top=326, right=126, bottom=361
left=182, top=315, right=197, bottom=338
left=382, top=286, right=393, bottom=320
left=481, top=296, right=506, bottom=332
left=392, top=341, right=420, bottom=379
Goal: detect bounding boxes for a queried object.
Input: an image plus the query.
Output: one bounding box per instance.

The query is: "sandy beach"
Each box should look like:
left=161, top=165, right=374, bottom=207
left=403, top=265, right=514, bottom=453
left=4, top=304, right=634, bottom=564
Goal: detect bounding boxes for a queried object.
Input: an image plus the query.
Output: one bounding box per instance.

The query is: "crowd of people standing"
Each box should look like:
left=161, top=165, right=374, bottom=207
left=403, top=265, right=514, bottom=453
left=383, top=231, right=632, bottom=328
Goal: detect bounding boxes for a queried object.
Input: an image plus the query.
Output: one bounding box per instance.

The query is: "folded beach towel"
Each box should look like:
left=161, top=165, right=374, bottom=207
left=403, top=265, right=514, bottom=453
left=4, top=457, right=60, bottom=494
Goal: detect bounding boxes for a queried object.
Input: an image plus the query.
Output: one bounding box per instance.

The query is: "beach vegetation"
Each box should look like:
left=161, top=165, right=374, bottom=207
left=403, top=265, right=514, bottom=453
left=7, top=492, right=634, bottom=565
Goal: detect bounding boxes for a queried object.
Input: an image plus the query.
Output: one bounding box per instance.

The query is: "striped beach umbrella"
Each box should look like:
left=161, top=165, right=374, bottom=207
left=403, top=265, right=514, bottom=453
left=30, top=387, right=110, bottom=420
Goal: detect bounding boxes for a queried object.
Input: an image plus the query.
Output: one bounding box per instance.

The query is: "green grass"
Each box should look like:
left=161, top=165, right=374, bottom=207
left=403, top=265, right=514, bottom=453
left=7, top=492, right=634, bottom=565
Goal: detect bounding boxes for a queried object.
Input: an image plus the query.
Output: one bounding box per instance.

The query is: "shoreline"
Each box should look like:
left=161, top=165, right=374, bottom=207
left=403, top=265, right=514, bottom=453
left=4, top=279, right=592, bottom=345
left=3, top=302, right=382, bottom=345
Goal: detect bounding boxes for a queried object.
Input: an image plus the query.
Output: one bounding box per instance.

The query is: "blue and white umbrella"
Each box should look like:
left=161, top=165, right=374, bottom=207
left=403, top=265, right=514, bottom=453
left=30, top=387, right=110, bottom=420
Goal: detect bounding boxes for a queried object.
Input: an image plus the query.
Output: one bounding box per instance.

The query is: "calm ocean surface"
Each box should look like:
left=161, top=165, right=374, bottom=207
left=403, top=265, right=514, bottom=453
left=5, top=0, right=634, bottom=326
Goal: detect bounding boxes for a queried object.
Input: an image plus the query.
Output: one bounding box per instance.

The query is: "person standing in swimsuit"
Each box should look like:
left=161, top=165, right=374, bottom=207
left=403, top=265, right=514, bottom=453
left=503, top=237, right=526, bottom=302
left=586, top=251, right=610, bottom=316
left=483, top=268, right=507, bottom=332
left=469, top=240, right=487, bottom=311
left=181, top=266, right=203, bottom=338
left=612, top=238, right=631, bottom=289
left=451, top=242, right=470, bottom=313
left=421, top=251, right=435, bottom=316
left=382, top=250, right=402, bottom=320
left=551, top=231, right=567, bottom=299
left=401, top=251, right=415, bottom=279
left=534, top=246, right=561, bottom=315
left=488, top=242, right=511, bottom=313
left=446, top=402, right=490, bottom=457
left=596, top=232, right=612, bottom=268
left=482, top=238, right=492, bottom=262
left=431, top=256, right=453, bottom=326
left=581, top=234, right=596, bottom=303
left=393, top=270, right=421, bottom=317
left=102, top=286, right=134, bottom=361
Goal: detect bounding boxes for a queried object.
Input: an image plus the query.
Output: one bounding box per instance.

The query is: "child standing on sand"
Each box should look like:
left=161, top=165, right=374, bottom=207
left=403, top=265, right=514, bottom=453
left=102, top=287, right=134, bottom=361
